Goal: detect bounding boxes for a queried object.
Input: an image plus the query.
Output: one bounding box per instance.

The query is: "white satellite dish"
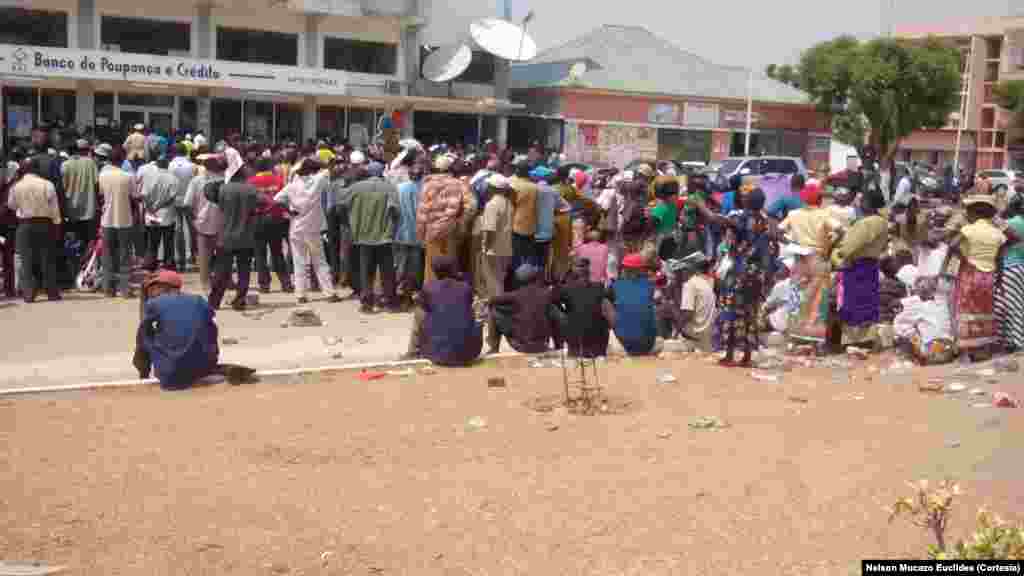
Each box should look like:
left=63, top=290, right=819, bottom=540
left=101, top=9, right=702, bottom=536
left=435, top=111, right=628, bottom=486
left=422, top=43, right=473, bottom=83
left=568, top=61, right=587, bottom=80
left=470, top=17, right=537, bottom=62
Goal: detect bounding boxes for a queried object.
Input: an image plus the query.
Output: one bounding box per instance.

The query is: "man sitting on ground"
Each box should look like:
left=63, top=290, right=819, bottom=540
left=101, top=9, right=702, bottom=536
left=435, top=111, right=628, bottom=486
left=610, top=253, right=661, bottom=356
left=402, top=255, right=483, bottom=366
left=551, top=256, right=615, bottom=358
left=132, top=269, right=220, bottom=390
left=486, top=263, right=557, bottom=355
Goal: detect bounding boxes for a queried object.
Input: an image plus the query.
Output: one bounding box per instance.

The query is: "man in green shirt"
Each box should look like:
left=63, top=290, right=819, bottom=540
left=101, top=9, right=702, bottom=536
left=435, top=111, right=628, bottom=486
left=650, top=178, right=679, bottom=259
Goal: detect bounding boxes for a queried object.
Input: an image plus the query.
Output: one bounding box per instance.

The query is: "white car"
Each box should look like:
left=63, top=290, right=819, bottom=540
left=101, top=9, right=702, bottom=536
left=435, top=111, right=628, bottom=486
left=978, top=169, right=1018, bottom=196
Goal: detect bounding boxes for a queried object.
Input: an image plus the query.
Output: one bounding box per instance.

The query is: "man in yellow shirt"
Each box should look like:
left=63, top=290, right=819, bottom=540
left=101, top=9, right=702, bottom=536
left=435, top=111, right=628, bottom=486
left=508, top=158, right=538, bottom=272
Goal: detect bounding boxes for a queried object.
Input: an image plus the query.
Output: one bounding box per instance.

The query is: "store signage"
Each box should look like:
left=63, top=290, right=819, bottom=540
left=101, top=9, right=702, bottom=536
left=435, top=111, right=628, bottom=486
left=0, top=44, right=347, bottom=96
left=683, top=102, right=719, bottom=129
left=722, top=109, right=761, bottom=127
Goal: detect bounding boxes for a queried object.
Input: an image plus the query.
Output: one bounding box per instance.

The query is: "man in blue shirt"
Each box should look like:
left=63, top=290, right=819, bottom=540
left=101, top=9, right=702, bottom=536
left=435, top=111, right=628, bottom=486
left=132, top=270, right=220, bottom=390
left=610, top=253, right=661, bottom=356
left=765, top=173, right=806, bottom=221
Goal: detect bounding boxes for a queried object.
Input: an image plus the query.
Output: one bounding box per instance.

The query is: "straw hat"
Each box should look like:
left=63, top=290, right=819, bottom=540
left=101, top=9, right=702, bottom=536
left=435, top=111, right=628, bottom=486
left=962, top=194, right=997, bottom=209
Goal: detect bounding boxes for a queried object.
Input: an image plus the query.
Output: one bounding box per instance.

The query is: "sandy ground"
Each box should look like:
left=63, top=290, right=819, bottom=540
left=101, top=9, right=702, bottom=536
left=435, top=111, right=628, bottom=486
left=2, top=353, right=1022, bottom=575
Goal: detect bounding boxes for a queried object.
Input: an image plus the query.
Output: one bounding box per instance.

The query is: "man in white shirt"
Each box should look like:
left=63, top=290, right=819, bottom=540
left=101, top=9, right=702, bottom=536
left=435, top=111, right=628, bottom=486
left=480, top=174, right=514, bottom=298
left=142, top=156, right=180, bottom=270
left=679, top=256, right=717, bottom=351
left=168, top=143, right=197, bottom=271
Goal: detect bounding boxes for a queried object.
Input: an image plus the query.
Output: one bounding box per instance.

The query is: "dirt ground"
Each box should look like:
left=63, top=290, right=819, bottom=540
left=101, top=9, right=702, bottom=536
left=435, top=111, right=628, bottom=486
left=2, top=353, right=1022, bottom=575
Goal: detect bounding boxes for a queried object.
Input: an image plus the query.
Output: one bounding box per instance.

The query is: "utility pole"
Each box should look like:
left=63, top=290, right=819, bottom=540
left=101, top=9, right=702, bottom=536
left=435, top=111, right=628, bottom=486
left=744, top=68, right=753, bottom=156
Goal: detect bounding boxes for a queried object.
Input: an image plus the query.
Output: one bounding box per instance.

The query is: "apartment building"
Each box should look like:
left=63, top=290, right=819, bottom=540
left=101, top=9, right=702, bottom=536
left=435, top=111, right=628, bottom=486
left=896, top=15, right=1024, bottom=171
left=0, top=0, right=521, bottom=150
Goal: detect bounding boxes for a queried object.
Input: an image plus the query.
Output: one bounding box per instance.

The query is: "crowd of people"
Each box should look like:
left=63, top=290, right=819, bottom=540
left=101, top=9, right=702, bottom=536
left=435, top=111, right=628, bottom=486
left=3, top=122, right=1024, bottom=390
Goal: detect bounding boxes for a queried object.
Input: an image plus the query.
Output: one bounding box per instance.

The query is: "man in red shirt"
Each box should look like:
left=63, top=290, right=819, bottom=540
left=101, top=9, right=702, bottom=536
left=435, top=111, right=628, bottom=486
left=249, top=157, right=293, bottom=293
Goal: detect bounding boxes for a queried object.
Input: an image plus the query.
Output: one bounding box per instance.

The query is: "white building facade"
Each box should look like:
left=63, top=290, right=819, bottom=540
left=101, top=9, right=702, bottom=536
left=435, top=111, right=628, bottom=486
left=0, top=0, right=517, bottom=149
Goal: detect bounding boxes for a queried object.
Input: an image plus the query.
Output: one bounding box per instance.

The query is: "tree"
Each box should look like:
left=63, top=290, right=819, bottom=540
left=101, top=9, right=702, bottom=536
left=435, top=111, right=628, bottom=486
left=797, top=35, right=961, bottom=162
left=765, top=63, right=801, bottom=89
left=994, top=80, right=1024, bottom=130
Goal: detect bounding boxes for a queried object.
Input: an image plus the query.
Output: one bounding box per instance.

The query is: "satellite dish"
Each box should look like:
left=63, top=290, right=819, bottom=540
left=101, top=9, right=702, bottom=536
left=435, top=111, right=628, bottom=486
left=568, top=61, right=587, bottom=80
left=422, top=43, right=473, bottom=83
left=470, top=17, right=537, bottom=62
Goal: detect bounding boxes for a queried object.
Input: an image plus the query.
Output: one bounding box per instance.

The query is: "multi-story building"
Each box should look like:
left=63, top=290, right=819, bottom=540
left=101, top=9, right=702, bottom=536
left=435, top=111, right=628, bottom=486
left=0, top=0, right=521, bottom=150
left=895, top=15, right=1024, bottom=171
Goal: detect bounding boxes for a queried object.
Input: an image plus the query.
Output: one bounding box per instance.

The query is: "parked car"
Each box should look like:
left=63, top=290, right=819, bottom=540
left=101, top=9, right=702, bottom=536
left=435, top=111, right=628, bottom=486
left=977, top=169, right=1019, bottom=195
left=894, top=161, right=942, bottom=197
left=713, top=156, right=808, bottom=192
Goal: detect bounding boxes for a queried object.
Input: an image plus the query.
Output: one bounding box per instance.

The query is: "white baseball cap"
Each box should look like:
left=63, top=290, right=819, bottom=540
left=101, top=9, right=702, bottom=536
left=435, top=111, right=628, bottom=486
left=349, top=150, right=366, bottom=165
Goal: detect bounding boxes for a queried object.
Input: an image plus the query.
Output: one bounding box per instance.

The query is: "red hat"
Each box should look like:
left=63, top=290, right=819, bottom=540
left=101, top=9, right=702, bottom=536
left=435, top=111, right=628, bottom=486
left=801, top=181, right=822, bottom=206
left=145, top=269, right=183, bottom=290
left=622, top=253, right=648, bottom=269
left=574, top=171, right=588, bottom=189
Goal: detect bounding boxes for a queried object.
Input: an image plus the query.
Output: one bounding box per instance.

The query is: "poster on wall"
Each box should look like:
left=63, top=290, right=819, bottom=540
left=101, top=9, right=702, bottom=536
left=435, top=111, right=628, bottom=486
left=580, top=124, right=599, bottom=147
left=647, top=103, right=680, bottom=125
left=196, top=98, right=211, bottom=136
left=7, top=106, right=32, bottom=138
left=564, top=122, right=581, bottom=160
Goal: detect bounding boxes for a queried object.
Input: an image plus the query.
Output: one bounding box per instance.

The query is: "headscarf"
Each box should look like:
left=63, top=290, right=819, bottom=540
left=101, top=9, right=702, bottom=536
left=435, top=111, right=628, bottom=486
left=143, top=269, right=183, bottom=291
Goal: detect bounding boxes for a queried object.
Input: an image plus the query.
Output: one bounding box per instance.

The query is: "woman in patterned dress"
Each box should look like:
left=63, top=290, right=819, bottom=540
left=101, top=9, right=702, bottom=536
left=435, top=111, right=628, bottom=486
left=718, top=187, right=775, bottom=367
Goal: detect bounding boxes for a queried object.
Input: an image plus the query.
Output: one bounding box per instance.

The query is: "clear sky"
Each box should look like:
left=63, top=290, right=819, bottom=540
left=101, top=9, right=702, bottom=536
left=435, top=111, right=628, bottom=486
left=424, top=0, right=1017, bottom=69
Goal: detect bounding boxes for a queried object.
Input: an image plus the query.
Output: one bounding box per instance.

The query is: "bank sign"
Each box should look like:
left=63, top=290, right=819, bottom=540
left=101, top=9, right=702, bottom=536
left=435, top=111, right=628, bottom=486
left=0, top=44, right=347, bottom=96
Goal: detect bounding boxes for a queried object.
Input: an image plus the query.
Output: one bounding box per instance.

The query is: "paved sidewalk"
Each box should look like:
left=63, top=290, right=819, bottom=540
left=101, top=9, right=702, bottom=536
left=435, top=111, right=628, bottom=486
left=0, top=274, right=417, bottom=391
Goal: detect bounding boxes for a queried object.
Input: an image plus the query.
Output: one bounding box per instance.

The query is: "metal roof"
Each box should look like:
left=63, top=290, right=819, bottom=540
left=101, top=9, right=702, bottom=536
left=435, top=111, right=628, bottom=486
left=509, top=25, right=810, bottom=105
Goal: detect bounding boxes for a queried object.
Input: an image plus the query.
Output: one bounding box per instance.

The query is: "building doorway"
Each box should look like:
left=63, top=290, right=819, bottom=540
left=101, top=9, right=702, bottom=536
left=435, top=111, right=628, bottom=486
left=119, top=106, right=175, bottom=136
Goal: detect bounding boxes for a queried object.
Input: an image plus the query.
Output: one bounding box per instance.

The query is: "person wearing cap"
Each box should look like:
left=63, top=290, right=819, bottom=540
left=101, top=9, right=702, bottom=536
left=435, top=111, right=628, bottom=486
left=169, top=142, right=198, bottom=272
left=184, top=153, right=226, bottom=292
left=486, top=263, right=558, bottom=355
left=393, top=151, right=425, bottom=301
left=479, top=173, right=515, bottom=299
left=124, top=123, right=146, bottom=162
left=831, top=187, right=890, bottom=352
left=401, top=255, right=483, bottom=365
left=531, top=166, right=569, bottom=280
left=132, top=269, right=220, bottom=390
left=249, top=156, right=292, bottom=294
left=343, top=159, right=400, bottom=313
left=942, top=188, right=1010, bottom=360
left=7, top=156, right=62, bottom=302
left=274, top=157, right=340, bottom=304
left=60, top=138, right=99, bottom=281
left=99, top=146, right=143, bottom=297
left=202, top=148, right=266, bottom=310
left=608, top=253, right=660, bottom=355
left=417, top=153, right=474, bottom=285
left=508, top=157, right=540, bottom=273
left=141, top=155, right=180, bottom=271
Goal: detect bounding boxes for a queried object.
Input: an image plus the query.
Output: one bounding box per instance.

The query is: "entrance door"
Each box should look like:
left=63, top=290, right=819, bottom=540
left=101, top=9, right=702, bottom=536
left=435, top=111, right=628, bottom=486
left=119, top=106, right=176, bottom=137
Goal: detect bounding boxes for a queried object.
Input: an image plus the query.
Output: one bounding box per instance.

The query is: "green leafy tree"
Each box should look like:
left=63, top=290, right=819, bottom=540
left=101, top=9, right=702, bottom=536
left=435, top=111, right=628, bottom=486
left=797, top=35, right=961, bottom=161
left=994, top=80, right=1024, bottom=130
left=764, top=63, right=802, bottom=89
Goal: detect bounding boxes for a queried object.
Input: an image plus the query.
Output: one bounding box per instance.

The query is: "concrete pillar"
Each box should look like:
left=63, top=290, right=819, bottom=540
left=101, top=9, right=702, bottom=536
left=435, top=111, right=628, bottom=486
left=494, top=59, right=510, bottom=149
left=75, top=82, right=95, bottom=130
left=304, top=15, right=319, bottom=69
left=196, top=5, right=212, bottom=59
left=77, top=0, right=96, bottom=50
left=197, top=95, right=211, bottom=138
left=303, top=96, right=316, bottom=142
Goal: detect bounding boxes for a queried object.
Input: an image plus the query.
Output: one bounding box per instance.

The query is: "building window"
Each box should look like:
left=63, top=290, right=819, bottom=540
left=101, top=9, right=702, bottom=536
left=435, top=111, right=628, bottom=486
left=0, top=7, right=68, bottom=47
left=40, top=90, right=76, bottom=127
left=324, top=38, right=397, bottom=75
left=317, top=106, right=345, bottom=141
left=276, top=105, right=302, bottom=143
left=217, top=27, right=297, bottom=66
left=244, top=101, right=273, bottom=142
left=101, top=16, right=190, bottom=56
left=420, top=47, right=495, bottom=84
left=211, top=99, right=242, bottom=142
left=179, top=98, right=198, bottom=134
left=347, top=108, right=374, bottom=148
left=118, top=93, right=175, bottom=108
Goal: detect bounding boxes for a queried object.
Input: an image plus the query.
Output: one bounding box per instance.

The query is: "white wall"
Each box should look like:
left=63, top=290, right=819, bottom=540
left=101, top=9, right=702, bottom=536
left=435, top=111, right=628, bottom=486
left=418, top=0, right=502, bottom=46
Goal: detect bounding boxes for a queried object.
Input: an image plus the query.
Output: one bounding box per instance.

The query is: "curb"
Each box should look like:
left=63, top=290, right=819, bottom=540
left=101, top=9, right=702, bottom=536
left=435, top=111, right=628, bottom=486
left=0, top=353, right=530, bottom=397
